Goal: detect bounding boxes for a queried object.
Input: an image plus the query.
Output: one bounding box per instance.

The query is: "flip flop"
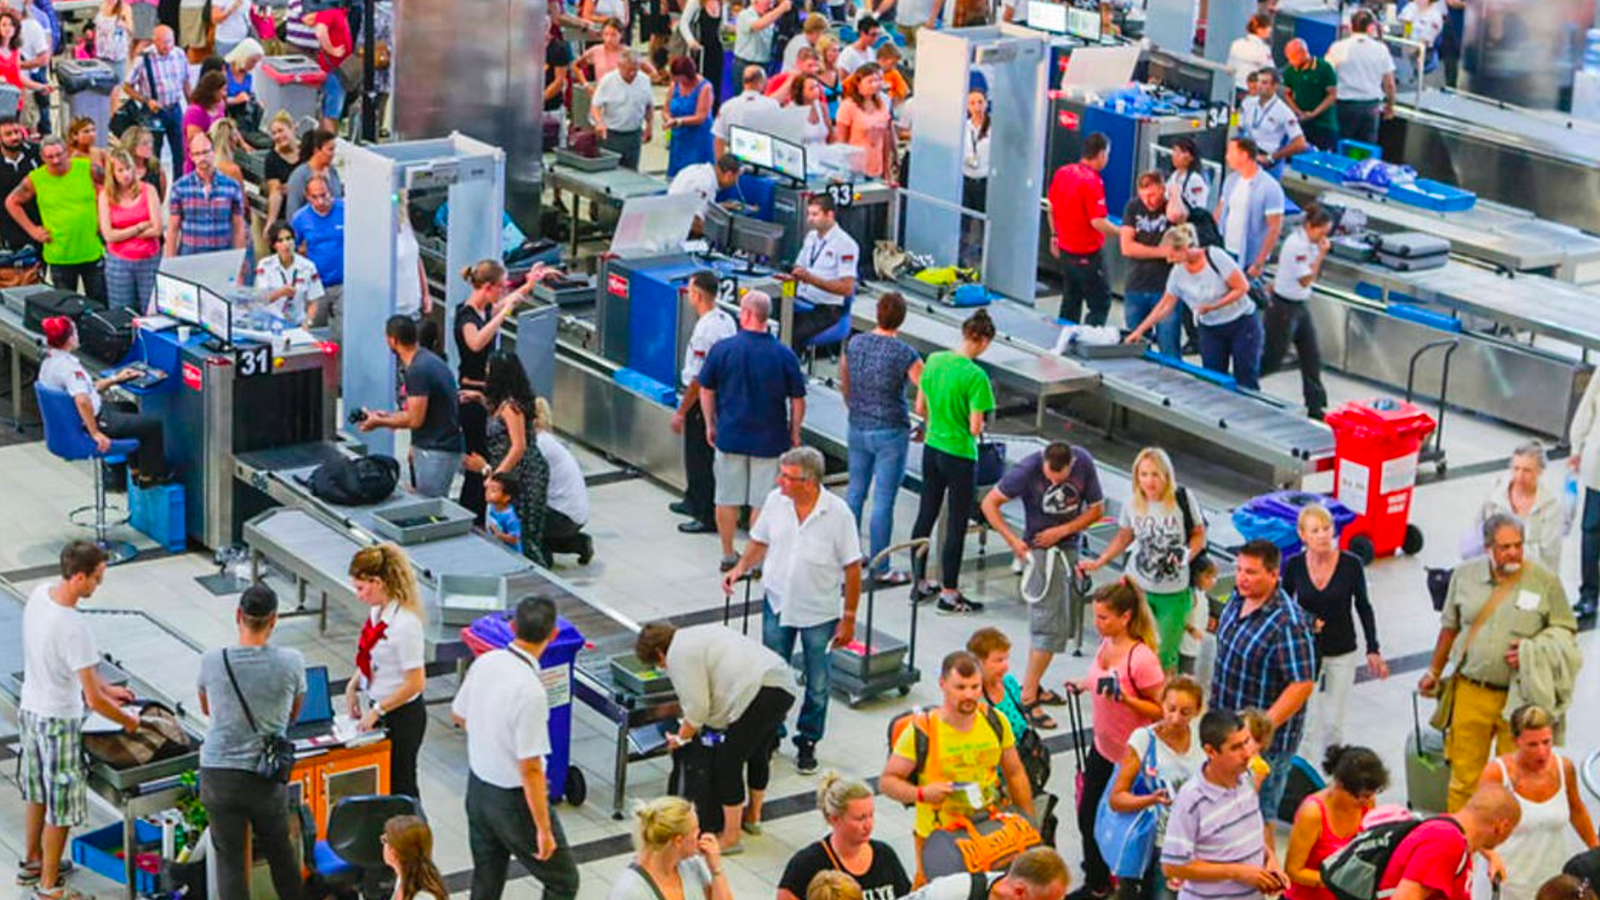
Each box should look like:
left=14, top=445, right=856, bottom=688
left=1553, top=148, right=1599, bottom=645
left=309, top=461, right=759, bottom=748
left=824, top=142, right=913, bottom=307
left=1035, top=688, right=1067, bottom=706
left=1025, top=703, right=1058, bottom=730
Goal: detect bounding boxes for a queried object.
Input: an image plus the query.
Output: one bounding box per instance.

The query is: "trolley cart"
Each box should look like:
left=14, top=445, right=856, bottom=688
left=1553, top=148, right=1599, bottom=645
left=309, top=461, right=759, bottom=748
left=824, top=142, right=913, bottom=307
left=830, top=539, right=931, bottom=707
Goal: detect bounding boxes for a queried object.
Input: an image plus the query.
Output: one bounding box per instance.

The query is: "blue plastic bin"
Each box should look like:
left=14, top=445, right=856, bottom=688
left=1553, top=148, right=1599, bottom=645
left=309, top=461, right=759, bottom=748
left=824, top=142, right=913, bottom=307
left=539, top=618, right=586, bottom=802
left=1387, top=303, right=1462, bottom=332
left=1231, top=490, right=1358, bottom=557
left=127, top=476, right=186, bottom=552
left=613, top=368, right=677, bottom=407
left=1288, top=150, right=1355, bottom=183
left=1387, top=179, right=1476, bottom=213
left=1336, top=138, right=1382, bottom=161
left=72, top=820, right=162, bottom=894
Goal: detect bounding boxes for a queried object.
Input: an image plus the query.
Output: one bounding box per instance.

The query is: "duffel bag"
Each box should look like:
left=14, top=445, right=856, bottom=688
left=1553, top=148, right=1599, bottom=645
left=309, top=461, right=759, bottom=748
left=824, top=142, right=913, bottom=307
left=23, top=288, right=102, bottom=333
left=78, top=307, right=137, bottom=363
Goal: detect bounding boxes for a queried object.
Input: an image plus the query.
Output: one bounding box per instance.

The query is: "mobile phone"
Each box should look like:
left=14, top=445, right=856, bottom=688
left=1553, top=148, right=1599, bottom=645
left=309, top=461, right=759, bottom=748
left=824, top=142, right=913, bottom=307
left=1096, top=675, right=1118, bottom=697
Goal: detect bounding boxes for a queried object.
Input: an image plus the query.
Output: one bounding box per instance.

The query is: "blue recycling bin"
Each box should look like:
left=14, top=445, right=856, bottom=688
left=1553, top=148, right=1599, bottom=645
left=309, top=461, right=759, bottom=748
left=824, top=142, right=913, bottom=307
left=1231, top=490, right=1357, bottom=558
left=539, top=617, right=587, bottom=802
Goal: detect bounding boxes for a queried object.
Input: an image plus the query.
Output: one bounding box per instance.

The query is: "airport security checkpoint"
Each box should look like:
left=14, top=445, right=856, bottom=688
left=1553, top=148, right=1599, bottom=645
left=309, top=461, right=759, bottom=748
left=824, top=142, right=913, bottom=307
left=7, top=0, right=1600, bottom=899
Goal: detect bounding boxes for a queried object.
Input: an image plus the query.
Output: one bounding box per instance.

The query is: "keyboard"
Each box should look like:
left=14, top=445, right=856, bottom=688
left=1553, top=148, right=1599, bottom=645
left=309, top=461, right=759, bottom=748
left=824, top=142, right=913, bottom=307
left=117, top=362, right=168, bottom=390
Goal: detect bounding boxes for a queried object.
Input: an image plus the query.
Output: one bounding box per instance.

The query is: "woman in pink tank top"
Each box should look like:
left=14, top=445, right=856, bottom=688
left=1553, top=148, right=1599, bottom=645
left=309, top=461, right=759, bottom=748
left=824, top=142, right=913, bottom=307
left=97, top=149, right=162, bottom=312
left=1285, top=745, right=1390, bottom=900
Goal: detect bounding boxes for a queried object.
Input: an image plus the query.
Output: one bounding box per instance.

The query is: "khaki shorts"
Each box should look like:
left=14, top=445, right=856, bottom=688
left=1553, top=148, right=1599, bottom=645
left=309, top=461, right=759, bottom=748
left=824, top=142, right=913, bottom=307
left=714, top=451, right=779, bottom=507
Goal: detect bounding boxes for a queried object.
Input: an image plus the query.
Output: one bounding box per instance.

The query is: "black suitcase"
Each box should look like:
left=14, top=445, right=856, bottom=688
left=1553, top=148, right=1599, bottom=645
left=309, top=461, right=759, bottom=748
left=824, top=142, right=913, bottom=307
left=77, top=307, right=137, bottom=363
left=22, top=288, right=103, bottom=333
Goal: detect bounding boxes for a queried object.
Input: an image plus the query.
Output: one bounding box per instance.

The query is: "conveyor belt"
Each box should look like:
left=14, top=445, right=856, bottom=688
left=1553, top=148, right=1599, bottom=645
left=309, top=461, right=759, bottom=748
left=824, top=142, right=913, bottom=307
left=1405, top=89, right=1600, bottom=169
left=1289, top=185, right=1600, bottom=283
left=893, top=298, right=1335, bottom=477
left=1322, top=257, right=1600, bottom=354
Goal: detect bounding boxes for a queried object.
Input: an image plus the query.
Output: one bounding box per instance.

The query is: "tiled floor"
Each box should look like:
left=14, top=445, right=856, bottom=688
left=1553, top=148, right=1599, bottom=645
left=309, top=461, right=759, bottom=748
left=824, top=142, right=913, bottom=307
left=2, top=351, right=1597, bottom=900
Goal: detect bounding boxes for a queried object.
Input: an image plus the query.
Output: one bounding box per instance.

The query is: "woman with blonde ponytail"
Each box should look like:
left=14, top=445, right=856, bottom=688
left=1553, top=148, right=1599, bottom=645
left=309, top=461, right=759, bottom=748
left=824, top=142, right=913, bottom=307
left=345, top=543, right=428, bottom=804
left=608, top=795, right=731, bottom=900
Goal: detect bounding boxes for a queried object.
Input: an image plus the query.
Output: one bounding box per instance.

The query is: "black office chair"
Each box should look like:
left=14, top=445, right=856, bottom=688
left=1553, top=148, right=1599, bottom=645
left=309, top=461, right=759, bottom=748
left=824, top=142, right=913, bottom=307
left=310, top=796, right=421, bottom=900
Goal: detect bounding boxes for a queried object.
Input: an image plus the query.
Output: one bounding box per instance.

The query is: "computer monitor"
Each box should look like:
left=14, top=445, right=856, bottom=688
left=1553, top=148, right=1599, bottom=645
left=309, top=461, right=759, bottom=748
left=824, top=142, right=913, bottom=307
left=769, top=137, right=806, bottom=184
left=1029, top=1, right=1068, bottom=34
left=197, top=287, right=232, bottom=349
left=728, top=125, right=775, bottom=171
left=155, top=272, right=200, bottom=323
left=702, top=201, right=734, bottom=251
left=295, top=665, right=334, bottom=727
left=1066, top=5, right=1102, bottom=40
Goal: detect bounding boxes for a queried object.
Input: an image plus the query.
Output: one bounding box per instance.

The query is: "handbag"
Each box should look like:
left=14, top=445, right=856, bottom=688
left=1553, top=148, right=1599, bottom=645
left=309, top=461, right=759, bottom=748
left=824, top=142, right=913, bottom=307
left=1092, top=731, right=1166, bottom=878
left=1428, top=576, right=1515, bottom=732
left=109, top=52, right=164, bottom=139
left=221, top=649, right=297, bottom=783
left=975, top=439, right=1007, bottom=486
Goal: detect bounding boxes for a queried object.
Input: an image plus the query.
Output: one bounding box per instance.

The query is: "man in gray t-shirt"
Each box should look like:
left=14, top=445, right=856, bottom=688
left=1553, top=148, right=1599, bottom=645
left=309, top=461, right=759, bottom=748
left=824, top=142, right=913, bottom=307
left=195, top=586, right=307, bottom=900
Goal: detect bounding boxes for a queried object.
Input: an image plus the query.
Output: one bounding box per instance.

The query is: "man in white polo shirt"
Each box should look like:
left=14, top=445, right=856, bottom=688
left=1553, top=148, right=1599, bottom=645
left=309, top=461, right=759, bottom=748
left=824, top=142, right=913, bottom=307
left=452, top=596, right=580, bottom=900
left=1237, top=67, right=1307, bottom=176
left=1325, top=9, right=1395, bottom=144
left=723, top=444, right=862, bottom=776
left=590, top=50, right=654, bottom=170
left=713, top=66, right=783, bottom=157
left=668, top=153, right=744, bottom=223
left=783, top=193, right=859, bottom=349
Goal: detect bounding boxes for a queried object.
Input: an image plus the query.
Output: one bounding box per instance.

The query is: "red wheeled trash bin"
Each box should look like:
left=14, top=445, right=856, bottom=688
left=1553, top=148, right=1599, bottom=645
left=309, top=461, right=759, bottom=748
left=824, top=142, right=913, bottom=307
left=1325, top=398, right=1437, bottom=563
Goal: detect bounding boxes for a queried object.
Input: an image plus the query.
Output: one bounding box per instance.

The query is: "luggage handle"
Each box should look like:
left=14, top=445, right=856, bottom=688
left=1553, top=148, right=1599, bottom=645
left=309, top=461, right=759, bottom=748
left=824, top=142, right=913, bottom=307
left=861, top=538, right=930, bottom=665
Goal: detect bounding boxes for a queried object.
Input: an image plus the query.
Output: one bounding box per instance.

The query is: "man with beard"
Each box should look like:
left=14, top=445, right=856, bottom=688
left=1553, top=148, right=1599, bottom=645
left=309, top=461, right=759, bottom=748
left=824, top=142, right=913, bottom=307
left=980, top=441, right=1103, bottom=726
left=880, top=650, right=1035, bottom=882
left=1420, top=512, right=1577, bottom=811
left=0, top=115, right=40, bottom=251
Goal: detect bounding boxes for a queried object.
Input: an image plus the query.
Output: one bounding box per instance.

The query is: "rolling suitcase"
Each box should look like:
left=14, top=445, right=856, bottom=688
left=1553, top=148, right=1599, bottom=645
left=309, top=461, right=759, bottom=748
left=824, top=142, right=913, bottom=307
left=1375, top=231, right=1450, bottom=259
left=1376, top=250, right=1448, bottom=272
left=1406, top=692, right=1450, bottom=813
left=23, top=288, right=102, bottom=333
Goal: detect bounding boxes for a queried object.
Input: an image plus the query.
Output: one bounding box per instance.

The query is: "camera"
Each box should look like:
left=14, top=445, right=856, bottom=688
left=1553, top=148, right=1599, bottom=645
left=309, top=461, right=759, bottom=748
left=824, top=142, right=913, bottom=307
left=347, top=409, right=368, bottom=425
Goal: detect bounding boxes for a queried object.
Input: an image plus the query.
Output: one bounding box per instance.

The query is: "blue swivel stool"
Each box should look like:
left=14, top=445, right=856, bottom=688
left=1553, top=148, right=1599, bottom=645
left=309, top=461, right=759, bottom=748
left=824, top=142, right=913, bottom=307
left=802, top=294, right=855, bottom=373
left=35, top=384, right=141, bottom=564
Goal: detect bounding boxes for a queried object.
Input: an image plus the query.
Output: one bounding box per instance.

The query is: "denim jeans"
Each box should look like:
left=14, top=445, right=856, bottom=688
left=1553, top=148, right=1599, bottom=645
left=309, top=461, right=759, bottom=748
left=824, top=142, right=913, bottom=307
left=845, top=425, right=910, bottom=575
left=411, top=448, right=462, bottom=498
left=1257, top=745, right=1297, bottom=821
left=1197, top=311, right=1263, bottom=390
left=761, top=597, right=835, bottom=746
left=1124, top=290, right=1181, bottom=358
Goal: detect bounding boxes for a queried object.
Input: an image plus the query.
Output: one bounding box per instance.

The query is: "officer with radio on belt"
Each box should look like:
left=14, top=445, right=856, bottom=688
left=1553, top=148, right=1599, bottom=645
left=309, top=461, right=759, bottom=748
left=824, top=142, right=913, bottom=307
left=783, top=192, right=858, bottom=350
left=1236, top=67, right=1308, bottom=177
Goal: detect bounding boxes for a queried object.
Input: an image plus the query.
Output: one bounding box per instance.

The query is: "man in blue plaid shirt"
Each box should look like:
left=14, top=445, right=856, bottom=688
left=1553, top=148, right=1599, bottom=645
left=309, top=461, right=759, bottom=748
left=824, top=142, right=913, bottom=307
left=1210, top=538, right=1317, bottom=820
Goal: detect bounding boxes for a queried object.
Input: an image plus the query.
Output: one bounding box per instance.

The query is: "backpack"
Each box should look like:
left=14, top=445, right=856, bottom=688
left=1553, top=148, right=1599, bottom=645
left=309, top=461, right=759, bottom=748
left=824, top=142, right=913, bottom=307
left=886, top=705, right=1007, bottom=798
left=305, top=455, right=400, bottom=506
left=1176, top=485, right=1210, bottom=576
left=1319, top=815, right=1464, bottom=900
left=1187, top=206, right=1225, bottom=249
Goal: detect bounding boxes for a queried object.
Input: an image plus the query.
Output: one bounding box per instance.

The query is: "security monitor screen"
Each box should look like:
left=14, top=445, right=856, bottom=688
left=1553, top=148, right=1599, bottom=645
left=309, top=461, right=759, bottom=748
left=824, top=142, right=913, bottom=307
left=197, top=287, right=231, bottom=344
left=1067, top=5, right=1102, bottom=40
left=1030, top=1, right=1067, bottom=34
left=770, top=138, right=806, bottom=183
left=729, top=125, right=775, bottom=170
left=155, top=272, right=200, bottom=323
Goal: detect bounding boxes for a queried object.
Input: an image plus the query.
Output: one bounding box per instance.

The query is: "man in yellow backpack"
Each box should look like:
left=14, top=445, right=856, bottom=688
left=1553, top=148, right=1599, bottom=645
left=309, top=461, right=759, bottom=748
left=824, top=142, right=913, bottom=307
left=882, top=650, right=1035, bottom=884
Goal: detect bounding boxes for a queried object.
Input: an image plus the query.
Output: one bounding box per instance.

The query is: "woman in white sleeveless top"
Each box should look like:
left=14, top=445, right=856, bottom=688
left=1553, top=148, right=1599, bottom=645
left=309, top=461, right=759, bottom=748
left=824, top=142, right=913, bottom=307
left=1473, top=705, right=1597, bottom=900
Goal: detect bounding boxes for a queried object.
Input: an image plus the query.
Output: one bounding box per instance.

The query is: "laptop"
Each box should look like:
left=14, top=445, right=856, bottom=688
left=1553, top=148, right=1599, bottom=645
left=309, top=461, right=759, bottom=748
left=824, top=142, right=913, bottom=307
left=288, top=665, right=335, bottom=740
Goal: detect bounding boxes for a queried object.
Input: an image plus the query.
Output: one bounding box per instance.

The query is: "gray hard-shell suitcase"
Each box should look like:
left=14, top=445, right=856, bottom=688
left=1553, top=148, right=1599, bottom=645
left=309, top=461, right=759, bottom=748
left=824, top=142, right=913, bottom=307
left=1376, top=250, right=1449, bottom=272
left=1406, top=692, right=1450, bottom=813
left=1377, top=231, right=1452, bottom=259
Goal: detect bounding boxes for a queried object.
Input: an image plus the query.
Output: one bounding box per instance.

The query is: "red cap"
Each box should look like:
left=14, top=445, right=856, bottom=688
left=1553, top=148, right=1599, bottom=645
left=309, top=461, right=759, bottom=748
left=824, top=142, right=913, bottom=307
left=41, top=316, right=73, bottom=349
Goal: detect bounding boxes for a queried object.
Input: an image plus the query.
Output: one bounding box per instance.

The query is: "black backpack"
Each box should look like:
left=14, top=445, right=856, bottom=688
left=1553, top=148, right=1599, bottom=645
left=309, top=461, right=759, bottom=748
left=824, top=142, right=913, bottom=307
left=305, top=455, right=400, bottom=506
left=1319, top=816, right=1464, bottom=900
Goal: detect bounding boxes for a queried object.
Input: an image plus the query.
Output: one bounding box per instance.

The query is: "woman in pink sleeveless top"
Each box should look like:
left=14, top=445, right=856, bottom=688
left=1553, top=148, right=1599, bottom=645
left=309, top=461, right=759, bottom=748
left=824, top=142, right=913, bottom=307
left=1285, top=745, right=1390, bottom=900
left=98, top=149, right=162, bottom=312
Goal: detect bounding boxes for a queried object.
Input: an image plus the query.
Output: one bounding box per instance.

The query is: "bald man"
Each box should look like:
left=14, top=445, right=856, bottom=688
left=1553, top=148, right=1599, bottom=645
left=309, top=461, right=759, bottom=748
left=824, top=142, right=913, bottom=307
left=1282, top=38, right=1340, bottom=151
left=123, top=25, right=192, bottom=173
left=1376, top=783, right=1521, bottom=900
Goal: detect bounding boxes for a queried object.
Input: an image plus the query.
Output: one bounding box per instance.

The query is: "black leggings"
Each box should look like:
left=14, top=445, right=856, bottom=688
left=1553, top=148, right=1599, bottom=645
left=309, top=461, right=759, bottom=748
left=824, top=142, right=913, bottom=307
left=458, top=400, right=489, bottom=524
left=714, top=686, right=794, bottom=806
left=380, top=695, right=427, bottom=805
left=99, top=401, right=167, bottom=479
left=910, top=446, right=976, bottom=591
left=1077, top=748, right=1117, bottom=892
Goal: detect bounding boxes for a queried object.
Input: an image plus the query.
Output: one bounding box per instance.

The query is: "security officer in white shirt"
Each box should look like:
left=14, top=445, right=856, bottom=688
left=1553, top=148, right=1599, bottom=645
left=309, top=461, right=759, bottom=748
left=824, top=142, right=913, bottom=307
left=671, top=270, right=738, bottom=533
left=36, top=316, right=170, bottom=483
left=722, top=445, right=862, bottom=775
left=1237, top=67, right=1308, bottom=176
left=667, top=154, right=744, bottom=229
left=1263, top=204, right=1333, bottom=419
left=1325, top=10, right=1396, bottom=144
left=451, top=596, right=580, bottom=900
left=783, top=193, right=859, bottom=349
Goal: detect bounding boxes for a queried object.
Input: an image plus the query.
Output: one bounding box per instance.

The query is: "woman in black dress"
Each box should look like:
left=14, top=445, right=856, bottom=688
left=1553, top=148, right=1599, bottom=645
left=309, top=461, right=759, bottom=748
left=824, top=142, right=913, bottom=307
left=1281, top=502, right=1388, bottom=756
left=463, top=351, right=551, bottom=565
left=677, top=0, right=725, bottom=109
left=453, top=259, right=548, bottom=520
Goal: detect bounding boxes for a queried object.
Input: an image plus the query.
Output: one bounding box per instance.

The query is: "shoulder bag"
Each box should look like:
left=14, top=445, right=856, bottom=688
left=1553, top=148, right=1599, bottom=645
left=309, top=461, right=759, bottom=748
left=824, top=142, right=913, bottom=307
left=109, top=52, right=164, bottom=138
left=1092, top=729, right=1166, bottom=878
left=1429, top=576, right=1516, bottom=733
left=222, top=649, right=297, bottom=783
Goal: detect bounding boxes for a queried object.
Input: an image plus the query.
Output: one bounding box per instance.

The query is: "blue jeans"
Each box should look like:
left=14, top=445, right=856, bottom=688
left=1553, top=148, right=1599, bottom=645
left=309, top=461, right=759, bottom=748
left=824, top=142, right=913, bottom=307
left=845, top=426, right=910, bottom=576
left=1124, top=291, right=1181, bottom=358
left=761, top=597, right=835, bottom=746
left=321, top=74, right=346, bottom=120
left=1198, top=311, right=1263, bottom=390
left=1258, top=745, right=1296, bottom=822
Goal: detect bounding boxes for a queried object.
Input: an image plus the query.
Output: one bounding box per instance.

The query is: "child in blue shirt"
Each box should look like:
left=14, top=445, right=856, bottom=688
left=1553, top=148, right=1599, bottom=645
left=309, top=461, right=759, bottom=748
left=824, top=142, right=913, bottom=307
left=485, top=474, right=522, bottom=547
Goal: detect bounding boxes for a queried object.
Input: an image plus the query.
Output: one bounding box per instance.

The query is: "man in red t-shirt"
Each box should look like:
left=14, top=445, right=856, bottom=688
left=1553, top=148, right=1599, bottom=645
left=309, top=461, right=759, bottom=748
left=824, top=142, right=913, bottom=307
left=1378, top=783, right=1520, bottom=900
left=307, top=6, right=352, bottom=132
left=1045, top=131, right=1118, bottom=326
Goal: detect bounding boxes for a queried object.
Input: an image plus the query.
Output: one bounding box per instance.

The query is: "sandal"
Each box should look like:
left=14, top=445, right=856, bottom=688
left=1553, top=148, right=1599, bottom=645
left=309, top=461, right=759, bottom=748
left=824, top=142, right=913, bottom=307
left=871, top=570, right=912, bottom=589
left=1025, top=703, right=1058, bottom=730
left=16, top=861, right=73, bottom=887
left=1034, top=688, right=1067, bottom=706
left=32, top=886, right=94, bottom=900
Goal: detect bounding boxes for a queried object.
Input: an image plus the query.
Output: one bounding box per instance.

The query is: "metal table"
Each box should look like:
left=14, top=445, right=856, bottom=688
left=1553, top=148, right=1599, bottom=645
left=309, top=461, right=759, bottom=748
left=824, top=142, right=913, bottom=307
left=0, top=304, right=43, bottom=427
left=544, top=158, right=668, bottom=256
left=1322, top=256, right=1600, bottom=357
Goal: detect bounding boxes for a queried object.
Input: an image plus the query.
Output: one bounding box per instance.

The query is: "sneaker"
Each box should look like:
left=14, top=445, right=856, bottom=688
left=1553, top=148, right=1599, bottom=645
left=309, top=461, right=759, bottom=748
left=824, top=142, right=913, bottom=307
left=668, top=500, right=692, bottom=516
left=936, top=593, right=985, bottom=615
left=796, top=741, right=819, bottom=775
left=911, top=582, right=940, bottom=605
